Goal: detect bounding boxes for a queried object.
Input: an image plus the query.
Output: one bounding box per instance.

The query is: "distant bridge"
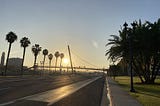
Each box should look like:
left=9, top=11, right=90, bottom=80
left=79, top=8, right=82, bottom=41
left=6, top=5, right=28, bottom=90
left=38, top=66, right=108, bottom=71
left=26, top=45, right=108, bottom=72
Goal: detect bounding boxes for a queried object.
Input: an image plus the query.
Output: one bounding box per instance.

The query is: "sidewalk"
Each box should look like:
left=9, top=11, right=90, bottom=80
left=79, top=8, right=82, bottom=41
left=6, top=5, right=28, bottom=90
left=106, top=77, right=142, bottom=106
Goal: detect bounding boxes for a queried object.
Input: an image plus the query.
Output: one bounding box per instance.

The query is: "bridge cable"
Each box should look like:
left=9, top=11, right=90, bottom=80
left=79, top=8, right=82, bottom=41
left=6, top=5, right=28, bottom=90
left=70, top=49, right=98, bottom=68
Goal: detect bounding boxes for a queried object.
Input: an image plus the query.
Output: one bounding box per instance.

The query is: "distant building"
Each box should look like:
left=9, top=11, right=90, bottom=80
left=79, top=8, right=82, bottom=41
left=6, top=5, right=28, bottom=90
left=0, top=52, right=5, bottom=66
left=8, top=58, right=22, bottom=70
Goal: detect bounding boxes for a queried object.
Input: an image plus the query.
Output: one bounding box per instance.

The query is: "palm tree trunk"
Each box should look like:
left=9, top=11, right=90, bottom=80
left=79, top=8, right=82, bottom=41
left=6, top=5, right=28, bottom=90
left=55, top=58, right=57, bottom=72
left=34, top=55, right=37, bottom=71
left=49, top=60, right=51, bottom=71
left=43, top=55, right=46, bottom=71
left=60, top=59, right=62, bottom=73
left=4, top=43, right=12, bottom=76
left=21, top=47, right=26, bottom=75
left=43, top=55, right=46, bottom=75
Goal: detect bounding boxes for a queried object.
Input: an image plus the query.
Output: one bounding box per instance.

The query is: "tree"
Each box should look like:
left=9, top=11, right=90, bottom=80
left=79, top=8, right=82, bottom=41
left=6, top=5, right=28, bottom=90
left=54, top=51, right=59, bottom=71
left=59, top=53, right=64, bottom=73
left=42, top=49, right=48, bottom=71
left=32, top=44, right=41, bottom=71
left=48, top=53, right=53, bottom=71
left=106, top=19, right=160, bottom=84
left=108, top=65, right=120, bottom=79
left=5, top=31, right=17, bottom=76
left=116, top=59, right=129, bottom=76
left=20, top=37, right=31, bottom=75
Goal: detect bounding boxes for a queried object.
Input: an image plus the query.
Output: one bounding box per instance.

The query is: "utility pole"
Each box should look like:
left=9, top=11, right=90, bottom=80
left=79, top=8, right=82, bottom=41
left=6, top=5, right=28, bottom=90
left=68, top=45, right=74, bottom=73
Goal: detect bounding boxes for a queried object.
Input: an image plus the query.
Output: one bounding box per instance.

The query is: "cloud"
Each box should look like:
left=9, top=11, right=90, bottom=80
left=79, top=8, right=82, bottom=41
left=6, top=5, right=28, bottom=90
left=92, top=40, right=98, bottom=49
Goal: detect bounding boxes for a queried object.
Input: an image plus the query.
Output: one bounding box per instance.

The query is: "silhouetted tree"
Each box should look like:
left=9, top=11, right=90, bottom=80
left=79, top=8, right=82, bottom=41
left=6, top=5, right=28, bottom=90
left=48, top=53, right=53, bottom=71
left=32, top=44, right=41, bottom=71
left=20, top=37, right=31, bottom=75
left=54, top=51, right=59, bottom=71
left=5, top=32, right=17, bottom=76
left=109, top=65, right=120, bottom=79
left=59, top=53, right=64, bottom=73
left=106, top=19, right=160, bottom=84
left=42, top=49, right=48, bottom=70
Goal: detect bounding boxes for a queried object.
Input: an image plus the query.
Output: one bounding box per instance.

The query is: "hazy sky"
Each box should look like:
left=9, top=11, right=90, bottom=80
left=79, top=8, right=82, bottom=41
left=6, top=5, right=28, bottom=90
left=0, top=0, right=160, bottom=68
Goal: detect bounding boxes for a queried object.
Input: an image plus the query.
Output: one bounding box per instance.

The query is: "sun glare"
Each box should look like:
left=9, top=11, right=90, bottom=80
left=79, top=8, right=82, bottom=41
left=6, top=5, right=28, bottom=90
left=63, top=58, right=69, bottom=65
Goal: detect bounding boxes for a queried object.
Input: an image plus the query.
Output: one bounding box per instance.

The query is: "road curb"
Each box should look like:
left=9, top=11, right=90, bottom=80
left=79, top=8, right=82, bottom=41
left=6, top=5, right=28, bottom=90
left=100, top=79, right=110, bottom=106
left=106, top=77, right=113, bottom=106
left=106, top=77, right=142, bottom=106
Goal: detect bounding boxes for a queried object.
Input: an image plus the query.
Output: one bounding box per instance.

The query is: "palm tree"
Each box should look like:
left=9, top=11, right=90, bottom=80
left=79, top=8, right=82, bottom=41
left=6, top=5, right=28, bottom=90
left=48, top=53, right=53, bottom=71
left=106, top=19, right=160, bottom=84
left=59, top=53, right=64, bottom=73
left=20, top=37, right=31, bottom=75
left=32, top=44, right=41, bottom=71
left=5, top=31, right=17, bottom=76
left=42, top=49, right=48, bottom=70
left=54, top=51, right=59, bottom=71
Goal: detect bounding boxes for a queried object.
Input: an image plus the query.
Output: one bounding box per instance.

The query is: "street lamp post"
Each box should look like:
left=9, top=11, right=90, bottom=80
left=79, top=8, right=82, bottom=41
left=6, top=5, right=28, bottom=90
left=123, top=22, right=135, bottom=92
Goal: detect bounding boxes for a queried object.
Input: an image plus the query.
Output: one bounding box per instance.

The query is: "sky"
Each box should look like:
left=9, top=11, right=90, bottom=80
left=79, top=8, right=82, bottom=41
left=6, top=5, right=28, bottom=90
left=0, top=0, right=160, bottom=68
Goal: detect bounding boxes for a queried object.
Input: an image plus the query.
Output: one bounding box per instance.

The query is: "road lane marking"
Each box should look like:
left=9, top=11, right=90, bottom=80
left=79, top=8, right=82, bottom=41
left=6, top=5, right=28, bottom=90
left=106, top=77, right=112, bottom=106
left=0, top=77, right=101, bottom=106
left=0, top=87, right=10, bottom=91
left=0, top=101, right=15, bottom=106
left=0, top=77, right=44, bottom=83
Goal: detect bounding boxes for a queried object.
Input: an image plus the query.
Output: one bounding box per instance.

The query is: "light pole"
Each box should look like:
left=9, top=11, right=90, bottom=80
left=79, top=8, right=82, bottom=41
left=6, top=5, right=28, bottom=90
left=123, top=22, right=135, bottom=92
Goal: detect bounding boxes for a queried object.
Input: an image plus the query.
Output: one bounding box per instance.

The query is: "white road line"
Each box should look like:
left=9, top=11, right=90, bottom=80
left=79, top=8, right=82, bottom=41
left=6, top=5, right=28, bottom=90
left=0, top=77, right=45, bottom=83
left=0, top=77, right=101, bottom=106
left=0, top=87, right=10, bottom=91
left=106, top=77, right=112, bottom=106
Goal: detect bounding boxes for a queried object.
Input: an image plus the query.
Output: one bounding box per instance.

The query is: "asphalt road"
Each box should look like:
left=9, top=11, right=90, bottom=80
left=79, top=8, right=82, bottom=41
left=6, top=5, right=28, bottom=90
left=0, top=73, right=106, bottom=106
left=53, top=76, right=105, bottom=106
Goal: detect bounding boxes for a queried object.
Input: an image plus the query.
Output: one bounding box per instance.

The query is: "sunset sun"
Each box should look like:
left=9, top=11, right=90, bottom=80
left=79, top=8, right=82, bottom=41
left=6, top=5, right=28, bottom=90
left=63, top=58, right=69, bottom=65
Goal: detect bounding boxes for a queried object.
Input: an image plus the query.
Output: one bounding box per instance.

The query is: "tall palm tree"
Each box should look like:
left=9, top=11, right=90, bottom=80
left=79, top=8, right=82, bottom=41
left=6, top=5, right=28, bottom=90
left=106, top=19, right=160, bottom=84
left=42, top=49, right=48, bottom=70
left=5, top=31, right=17, bottom=76
left=54, top=51, right=59, bottom=71
left=20, top=37, right=31, bottom=75
left=59, top=53, right=64, bottom=73
left=48, top=53, right=53, bottom=71
left=32, top=44, right=41, bottom=71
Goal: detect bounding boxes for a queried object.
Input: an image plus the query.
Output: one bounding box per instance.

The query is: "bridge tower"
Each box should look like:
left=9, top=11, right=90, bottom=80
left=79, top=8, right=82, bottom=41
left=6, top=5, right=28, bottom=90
left=68, top=45, right=74, bottom=73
